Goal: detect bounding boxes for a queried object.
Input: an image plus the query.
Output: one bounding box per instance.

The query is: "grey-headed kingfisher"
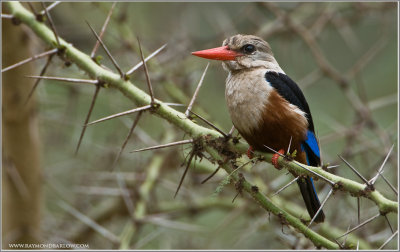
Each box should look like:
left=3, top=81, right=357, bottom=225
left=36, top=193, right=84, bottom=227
left=192, top=34, right=325, bottom=222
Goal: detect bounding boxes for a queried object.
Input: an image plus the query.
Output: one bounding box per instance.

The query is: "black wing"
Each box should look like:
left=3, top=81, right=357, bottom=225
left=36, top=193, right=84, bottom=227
left=266, top=72, right=324, bottom=222
left=265, top=71, right=315, bottom=132
left=265, top=71, right=320, bottom=165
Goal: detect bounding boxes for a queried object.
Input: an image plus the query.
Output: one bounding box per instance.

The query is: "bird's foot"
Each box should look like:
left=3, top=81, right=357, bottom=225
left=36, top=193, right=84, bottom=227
left=271, top=149, right=285, bottom=169
left=247, top=146, right=254, bottom=159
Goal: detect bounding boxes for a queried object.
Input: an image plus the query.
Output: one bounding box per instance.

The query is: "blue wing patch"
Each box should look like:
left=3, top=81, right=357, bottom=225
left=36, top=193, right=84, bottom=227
left=301, top=130, right=320, bottom=158
left=309, top=177, right=319, bottom=199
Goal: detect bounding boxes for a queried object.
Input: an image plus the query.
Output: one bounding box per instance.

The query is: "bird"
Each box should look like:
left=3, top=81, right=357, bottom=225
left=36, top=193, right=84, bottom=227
left=192, top=34, right=325, bottom=222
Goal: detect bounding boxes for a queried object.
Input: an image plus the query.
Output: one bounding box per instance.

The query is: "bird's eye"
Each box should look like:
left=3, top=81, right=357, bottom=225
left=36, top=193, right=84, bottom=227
left=242, top=44, right=256, bottom=54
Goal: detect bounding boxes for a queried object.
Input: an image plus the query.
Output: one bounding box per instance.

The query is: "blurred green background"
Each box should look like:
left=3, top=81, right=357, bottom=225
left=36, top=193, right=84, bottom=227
left=2, top=2, right=397, bottom=250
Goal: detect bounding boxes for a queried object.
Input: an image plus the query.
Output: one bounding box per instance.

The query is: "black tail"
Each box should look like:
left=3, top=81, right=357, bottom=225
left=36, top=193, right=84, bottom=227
left=297, top=177, right=325, bottom=223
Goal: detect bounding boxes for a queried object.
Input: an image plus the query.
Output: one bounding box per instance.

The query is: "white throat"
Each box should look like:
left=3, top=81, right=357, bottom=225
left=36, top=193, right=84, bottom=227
left=225, top=68, right=273, bottom=135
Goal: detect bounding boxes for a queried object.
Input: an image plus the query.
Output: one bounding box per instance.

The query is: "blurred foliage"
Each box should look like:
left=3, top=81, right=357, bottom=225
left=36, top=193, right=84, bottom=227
left=3, top=1, right=397, bottom=249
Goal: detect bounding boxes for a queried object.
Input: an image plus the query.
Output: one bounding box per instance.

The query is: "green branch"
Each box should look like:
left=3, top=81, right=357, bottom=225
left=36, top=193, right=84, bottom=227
left=277, top=157, right=398, bottom=214
left=251, top=150, right=397, bottom=214
left=204, top=146, right=339, bottom=249
left=6, top=2, right=397, bottom=249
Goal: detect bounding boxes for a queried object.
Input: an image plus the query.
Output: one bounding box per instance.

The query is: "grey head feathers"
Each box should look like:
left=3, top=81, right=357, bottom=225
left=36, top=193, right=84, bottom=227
left=221, top=34, right=284, bottom=73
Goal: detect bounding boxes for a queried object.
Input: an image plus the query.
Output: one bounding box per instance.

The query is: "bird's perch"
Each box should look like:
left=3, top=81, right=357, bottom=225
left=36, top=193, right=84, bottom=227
left=5, top=2, right=397, bottom=249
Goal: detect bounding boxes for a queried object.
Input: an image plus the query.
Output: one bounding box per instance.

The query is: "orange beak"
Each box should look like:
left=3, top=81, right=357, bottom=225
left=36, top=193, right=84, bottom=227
left=192, top=46, right=241, bottom=61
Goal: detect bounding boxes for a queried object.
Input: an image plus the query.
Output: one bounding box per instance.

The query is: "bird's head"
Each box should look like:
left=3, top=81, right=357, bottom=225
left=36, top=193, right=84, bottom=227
left=192, top=34, right=282, bottom=73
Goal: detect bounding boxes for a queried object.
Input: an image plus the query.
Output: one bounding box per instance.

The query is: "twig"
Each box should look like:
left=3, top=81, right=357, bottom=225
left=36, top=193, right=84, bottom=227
left=263, top=144, right=286, bottom=158
left=326, top=164, right=340, bottom=169
left=86, top=21, right=124, bottom=78
left=227, top=159, right=256, bottom=178
left=333, top=238, right=343, bottom=249
left=174, top=150, right=195, bottom=198
left=309, top=3, right=334, bottom=38
left=272, top=176, right=299, bottom=197
left=298, top=69, right=322, bottom=89
left=2, top=48, right=58, bottom=73
left=25, top=54, right=54, bottom=103
left=111, top=112, right=143, bottom=171
left=164, top=102, right=185, bottom=107
left=294, top=162, right=335, bottom=185
left=90, top=2, right=116, bottom=58
left=346, top=35, right=388, bottom=79
left=286, top=136, right=292, bottom=154
left=384, top=214, right=394, bottom=234
left=228, top=126, right=235, bottom=136
left=75, top=84, right=101, bottom=155
left=369, top=94, right=397, bottom=111
left=379, top=173, right=398, bottom=196
left=332, top=14, right=359, bottom=52
left=130, top=139, right=193, bottom=153
left=341, top=224, right=352, bottom=247
left=27, top=2, right=37, bottom=15
left=4, top=161, right=30, bottom=199
left=201, top=166, right=221, bottom=184
left=57, top=201, right=120, bottom=244
left=25, top=75, right=99, bottom=85
left=41, top=2, right=60, bottom=46
left=133, top=229, right=164, bottom=249
left=116, top=173, right=135, bottom=219
left=369, top=144, right=394, bottom=185
left=338, top=155, right=371, bottom=186
left=86, top=105, right=151, bottom=126
left=126, top=44, right=167, bottom=76
left=137, top=37, right=155, bottom=104
left=39, top=1, right=61, bottom=15
left=2, top=14, right=13, bottom=19
left=185, top=63, right=209, bottom=117
left=336, top=213, right=381, bottom=239
left=378, top=230, right=398, bottom=249
left=308, top=187, right=333, bottom=227
left=188, top=110, right=228, bottom=138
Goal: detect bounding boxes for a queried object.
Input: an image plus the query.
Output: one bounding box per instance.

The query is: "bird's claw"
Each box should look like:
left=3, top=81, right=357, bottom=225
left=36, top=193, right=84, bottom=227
left=272, top=149, right=285, bottom=169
